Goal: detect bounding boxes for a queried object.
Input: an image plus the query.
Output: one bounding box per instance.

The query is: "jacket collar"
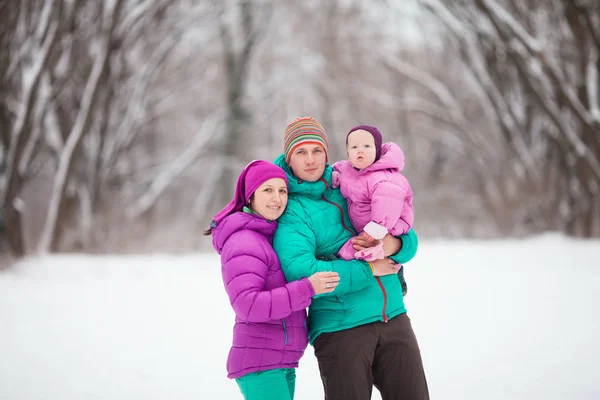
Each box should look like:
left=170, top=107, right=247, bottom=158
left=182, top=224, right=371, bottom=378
left=274, top=153, right=333, bottom=198
left=211, top=212, right=276, bottom=254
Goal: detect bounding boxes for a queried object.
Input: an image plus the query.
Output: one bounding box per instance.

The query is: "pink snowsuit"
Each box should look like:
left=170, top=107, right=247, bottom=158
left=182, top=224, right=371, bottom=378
left=333, top=142, right=414, bottom=261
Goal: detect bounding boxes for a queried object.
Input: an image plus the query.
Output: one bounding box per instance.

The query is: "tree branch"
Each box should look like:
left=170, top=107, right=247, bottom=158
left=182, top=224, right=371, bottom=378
left=478, top=0, right=596, bottom=129
left=38, top=0, right=124, bottom=253
left=127, top=112, right=222, bottom=218
left=2, top=9, right=59, bottom=208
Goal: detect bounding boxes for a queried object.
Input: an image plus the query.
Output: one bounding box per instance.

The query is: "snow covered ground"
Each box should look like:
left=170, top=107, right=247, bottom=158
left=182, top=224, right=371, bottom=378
left=1, top=233, right=599, bottom=400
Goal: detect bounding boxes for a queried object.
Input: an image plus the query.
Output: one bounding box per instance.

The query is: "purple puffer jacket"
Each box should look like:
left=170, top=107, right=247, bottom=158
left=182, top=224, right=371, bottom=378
left=333, top=142, right=414, bottom=236
left=212, top=211, right=314, bottom=379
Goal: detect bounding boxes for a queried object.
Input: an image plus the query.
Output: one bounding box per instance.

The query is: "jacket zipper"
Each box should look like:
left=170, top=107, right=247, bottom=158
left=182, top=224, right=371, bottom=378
left=320, top=177, right=389, bottom=322
left=375, top=277, right=388, bottom=322
left=319, top=178, right=355, bottom=235
left=282, top=319, right=288, bottom=345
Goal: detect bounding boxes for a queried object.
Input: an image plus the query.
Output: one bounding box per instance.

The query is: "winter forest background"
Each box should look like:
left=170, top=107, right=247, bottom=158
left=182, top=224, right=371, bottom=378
left=2, top=0, right=600, bottom=260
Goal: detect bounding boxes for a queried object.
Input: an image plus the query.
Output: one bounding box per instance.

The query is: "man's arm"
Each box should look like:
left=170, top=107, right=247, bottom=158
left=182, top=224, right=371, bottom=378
left=389, top=228, right=418, bottom=264
left=273, top=209, right=374, bottom=297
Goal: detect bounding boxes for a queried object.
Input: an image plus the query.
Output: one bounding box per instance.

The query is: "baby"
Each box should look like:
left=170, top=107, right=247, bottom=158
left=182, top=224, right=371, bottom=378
left=332, top=125, right=414, bottom=265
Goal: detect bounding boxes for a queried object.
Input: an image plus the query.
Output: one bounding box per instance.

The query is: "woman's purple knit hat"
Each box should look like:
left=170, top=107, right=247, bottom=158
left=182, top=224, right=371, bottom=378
left=211, top=160, right=287, bottom=226
left=346, top=125, right=383, bottom=162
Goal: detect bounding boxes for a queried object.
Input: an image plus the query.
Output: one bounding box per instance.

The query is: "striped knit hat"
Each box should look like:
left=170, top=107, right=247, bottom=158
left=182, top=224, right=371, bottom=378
left=283, top=117, right=329, bottom=164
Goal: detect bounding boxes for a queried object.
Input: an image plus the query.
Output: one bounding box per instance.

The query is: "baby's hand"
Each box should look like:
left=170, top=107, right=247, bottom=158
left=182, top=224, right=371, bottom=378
left=331, top=170, right=341, bottom=188
left=355, top=240, right=385, bottom=262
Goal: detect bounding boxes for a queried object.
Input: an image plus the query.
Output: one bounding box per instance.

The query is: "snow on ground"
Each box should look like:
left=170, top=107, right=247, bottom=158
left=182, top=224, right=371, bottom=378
left=1, top=233, right=599, bottom=399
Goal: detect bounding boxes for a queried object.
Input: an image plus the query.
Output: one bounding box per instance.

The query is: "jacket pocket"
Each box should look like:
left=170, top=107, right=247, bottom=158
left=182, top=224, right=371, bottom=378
left=282, top=319, right=288, bottom=345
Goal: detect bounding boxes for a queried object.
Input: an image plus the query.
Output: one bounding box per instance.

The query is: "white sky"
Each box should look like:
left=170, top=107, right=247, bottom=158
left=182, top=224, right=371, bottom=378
left=1, top=233, right=599, bottom=399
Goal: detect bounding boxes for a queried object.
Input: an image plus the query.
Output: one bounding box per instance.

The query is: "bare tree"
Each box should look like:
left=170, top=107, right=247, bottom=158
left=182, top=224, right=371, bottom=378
left=213, top=0, right=272, bottom=208
left=0, top=0, right=61, bottom=256
left=127, top=111, right=222, bottom=218
left=420, top=0, right=600, bottom=237
left=5, top=0, right=598, bottom=256
left=1, top=0, right=212, bottom=256
left=37, top=0, right=125, bottom=253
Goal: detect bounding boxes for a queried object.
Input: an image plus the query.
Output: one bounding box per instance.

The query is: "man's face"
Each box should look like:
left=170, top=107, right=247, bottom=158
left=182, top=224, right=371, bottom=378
left=288, top=145, right=327, bottom=182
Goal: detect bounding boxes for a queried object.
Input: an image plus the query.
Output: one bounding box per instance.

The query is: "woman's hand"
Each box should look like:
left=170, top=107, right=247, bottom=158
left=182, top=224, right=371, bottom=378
left=370, top=258, right=399, bottom=277
left=308, top=272, right=340, bottom=295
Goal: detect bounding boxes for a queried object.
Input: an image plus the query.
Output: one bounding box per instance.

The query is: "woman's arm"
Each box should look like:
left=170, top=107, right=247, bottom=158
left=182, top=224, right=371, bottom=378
left=222, top=233, right=315, bottom=322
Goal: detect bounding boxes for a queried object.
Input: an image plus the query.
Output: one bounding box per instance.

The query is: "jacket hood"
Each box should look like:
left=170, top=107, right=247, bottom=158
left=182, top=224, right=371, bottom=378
left=362, top=142, right=405, bottom=172
left=274, top=153, right=334, bottom=198
left=211, top=212, right=277, bottom=254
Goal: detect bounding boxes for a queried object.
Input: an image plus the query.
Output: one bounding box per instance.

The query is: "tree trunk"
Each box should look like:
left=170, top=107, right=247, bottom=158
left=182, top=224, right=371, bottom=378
left=2, top=183, right=25, bottom=257
left=221, top=99, right=249, bottom=205
left=217, top=1, right=264, bottom=208
left=564, top=1, right=600, bottom=237
left=51, top=188, right=78, bottom=252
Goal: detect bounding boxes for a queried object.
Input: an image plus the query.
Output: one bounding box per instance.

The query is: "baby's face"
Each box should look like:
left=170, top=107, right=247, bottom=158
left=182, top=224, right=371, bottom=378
left=347, top=129, right=376, bottom=170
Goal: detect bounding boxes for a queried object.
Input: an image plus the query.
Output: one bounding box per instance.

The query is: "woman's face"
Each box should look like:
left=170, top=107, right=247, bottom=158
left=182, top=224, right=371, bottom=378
left=288, top=145, right=327, bottom=182
left=249, top=178, right=288, bottom=220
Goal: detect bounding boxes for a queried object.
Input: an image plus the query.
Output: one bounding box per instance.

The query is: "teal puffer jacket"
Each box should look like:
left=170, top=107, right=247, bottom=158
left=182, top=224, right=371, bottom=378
left=272, top=154, right=419, bottom=343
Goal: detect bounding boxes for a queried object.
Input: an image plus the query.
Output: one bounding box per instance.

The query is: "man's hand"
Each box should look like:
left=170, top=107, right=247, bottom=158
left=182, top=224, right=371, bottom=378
left=381, top=234, right=402, bottom=257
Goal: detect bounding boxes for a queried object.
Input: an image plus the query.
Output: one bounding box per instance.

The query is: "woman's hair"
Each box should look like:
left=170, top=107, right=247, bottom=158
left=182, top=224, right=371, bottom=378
left=203, top=195, right=255, bottom=236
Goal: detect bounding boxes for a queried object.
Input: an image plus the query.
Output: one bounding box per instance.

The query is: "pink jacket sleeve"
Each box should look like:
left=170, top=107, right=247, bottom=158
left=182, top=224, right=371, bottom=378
left=369, top=179, right=408, bottom=232
left=221, top=234, right=315, bottom=323
left=336, top=237, right=357, bottom=260
left=331, top=161, right=346, bottom=189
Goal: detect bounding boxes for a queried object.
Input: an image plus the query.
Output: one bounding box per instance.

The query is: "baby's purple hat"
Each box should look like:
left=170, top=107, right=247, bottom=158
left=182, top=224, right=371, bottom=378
left=346, top=125, right=383, bottom=162
left=211, top=160, right=287, bottom=226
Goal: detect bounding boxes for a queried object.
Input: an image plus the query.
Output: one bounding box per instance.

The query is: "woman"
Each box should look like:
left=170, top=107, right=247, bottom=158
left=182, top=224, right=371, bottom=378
left=206, top=160, right=340, bottom=400
left=273, top=118, right=429, bottom=400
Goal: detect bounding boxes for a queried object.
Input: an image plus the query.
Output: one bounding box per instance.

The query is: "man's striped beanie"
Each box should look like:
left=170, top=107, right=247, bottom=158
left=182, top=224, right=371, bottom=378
left=283, top=117, right=329, bottom=164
